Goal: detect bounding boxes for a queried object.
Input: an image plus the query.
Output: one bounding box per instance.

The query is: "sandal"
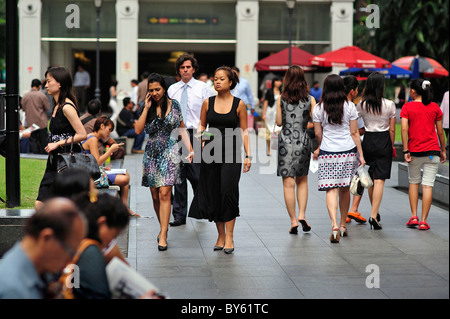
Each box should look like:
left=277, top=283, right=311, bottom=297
left=129, top=210, right=141, bottom=218
left=406, top=216, right=419, bottom=227
left=418, top=222, right=430, bottom=230
left=347, top=212, right=367, bottom=223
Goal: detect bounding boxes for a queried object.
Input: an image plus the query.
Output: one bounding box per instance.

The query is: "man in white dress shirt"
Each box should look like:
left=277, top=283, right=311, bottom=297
left=167, top=53, right=214, bottom=226
left=73, top=65, right=91, bottom=113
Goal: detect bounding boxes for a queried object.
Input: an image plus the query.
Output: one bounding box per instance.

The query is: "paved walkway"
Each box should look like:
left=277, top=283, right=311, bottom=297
left=122, top=132, right=449, bottom=299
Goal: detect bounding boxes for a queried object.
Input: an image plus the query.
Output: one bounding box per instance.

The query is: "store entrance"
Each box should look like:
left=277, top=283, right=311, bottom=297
left=138, top=51, right=235, bottom=79
left=74, top=50, right=116, bottom=113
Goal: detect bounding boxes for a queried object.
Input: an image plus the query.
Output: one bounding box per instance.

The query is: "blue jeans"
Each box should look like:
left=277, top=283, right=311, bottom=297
left=122, top=128, right=145, bottom=150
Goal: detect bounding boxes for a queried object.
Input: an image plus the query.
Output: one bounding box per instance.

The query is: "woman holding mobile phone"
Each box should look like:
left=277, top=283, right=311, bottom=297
left=135, top=73, right=194, bottom=251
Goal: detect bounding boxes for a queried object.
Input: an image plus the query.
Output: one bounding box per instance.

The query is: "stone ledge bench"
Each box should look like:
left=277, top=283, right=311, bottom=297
left=97, top=159, right=130, bottom=207
left=0, top=209, right=34, bottom=258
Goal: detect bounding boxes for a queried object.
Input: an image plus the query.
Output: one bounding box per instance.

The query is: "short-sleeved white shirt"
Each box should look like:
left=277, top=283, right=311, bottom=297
left=313, top=100, right=358, bottom=152
left=356, top=98, right=396, bottom=132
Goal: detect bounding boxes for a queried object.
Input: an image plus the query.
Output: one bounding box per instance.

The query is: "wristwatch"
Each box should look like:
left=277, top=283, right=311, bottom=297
left=402, top=150, right=410, bottom=154
left=245, top=155, right=253, bottom=160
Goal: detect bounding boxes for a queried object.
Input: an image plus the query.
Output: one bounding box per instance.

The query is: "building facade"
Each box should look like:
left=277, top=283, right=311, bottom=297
left=18, top=0, right=354, bottom=105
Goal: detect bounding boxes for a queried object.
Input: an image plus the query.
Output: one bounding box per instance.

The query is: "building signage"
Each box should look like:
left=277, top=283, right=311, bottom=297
left=148, top=17, right=218, bottom=25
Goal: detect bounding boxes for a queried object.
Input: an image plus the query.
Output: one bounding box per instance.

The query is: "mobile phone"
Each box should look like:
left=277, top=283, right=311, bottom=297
left=194, top=131, right=214, bottom=140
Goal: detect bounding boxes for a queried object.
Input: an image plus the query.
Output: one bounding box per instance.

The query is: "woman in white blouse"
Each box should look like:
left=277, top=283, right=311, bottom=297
left=356, top=72, right=396, bottom=230
left=313, top=74, right=365, bottom=243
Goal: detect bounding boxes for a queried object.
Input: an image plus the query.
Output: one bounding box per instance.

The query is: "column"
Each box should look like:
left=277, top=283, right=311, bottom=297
left=18, top=0, right=42, bottom=96
left=330, top=0, right=354, bottom=73
left=235, top=0, right=259, bottom=105
left=116, top=0, right=139, bottom=95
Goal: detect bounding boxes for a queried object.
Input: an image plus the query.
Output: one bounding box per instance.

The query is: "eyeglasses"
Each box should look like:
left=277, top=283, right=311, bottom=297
left=55, top=237, right=77, bottom=259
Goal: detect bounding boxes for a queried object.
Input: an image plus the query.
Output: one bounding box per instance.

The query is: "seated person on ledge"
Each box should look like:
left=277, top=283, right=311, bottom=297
left=81, top=99, right=125, bottom=160
left=81, top=116, right=140, bottom=217
left=116, top=97, right=145, bottom=154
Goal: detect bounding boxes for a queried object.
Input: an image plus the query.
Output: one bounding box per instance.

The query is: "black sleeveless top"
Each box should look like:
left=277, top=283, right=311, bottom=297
left=205, top=96, right=242, bottom=164
left=49, top=101, right=81, bottom=154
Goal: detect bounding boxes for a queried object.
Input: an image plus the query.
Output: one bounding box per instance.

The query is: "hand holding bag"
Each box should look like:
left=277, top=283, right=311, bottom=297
left=350, top=174, right=364, bottom=196
left=357, top=165, right=373, bottom=188
left=56, top=137, right=101, bottom=180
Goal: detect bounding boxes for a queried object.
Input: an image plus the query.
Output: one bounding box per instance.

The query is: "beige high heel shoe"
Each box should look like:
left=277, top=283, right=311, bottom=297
left=330, top=227, right=340, bottom=243
left=339, top=226, right=348, bottom=237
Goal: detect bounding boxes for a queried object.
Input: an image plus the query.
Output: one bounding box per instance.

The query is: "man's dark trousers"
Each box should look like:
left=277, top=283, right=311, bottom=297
left=172, top=129, right=200, bottom=223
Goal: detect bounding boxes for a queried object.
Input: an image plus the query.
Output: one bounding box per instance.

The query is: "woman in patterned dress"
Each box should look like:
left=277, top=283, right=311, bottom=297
left=312, top=74, right=365, bottom=243
left=35, top=66, right=87, bottom=210
left=275, top=65, right=316, bottom=234
left=135, top=73, right=193, bottom=251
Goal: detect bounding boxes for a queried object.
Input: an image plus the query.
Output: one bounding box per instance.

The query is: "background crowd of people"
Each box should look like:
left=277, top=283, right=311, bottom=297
left=1, top=51, right=448, bottom=298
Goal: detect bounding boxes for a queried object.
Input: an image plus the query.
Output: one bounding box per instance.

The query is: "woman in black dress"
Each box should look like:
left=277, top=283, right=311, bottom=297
left=189, top=66, right=251, bottom=254
left=35, top=66, right=87, bottom=210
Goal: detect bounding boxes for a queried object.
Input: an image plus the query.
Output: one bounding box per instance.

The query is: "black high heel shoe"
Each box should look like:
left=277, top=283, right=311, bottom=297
left=369, top=217, right=382, bottom=230
left=299, top=220, right=311, bottom=232
left=157, top=231, right=168, bottom=250
left=158, top=238, right=168, bottom=251
left=224, top=241, right=234, bottom=254
left=289, top=226, right=298, bottom=234
left=157, top=231, right=168, bottom=243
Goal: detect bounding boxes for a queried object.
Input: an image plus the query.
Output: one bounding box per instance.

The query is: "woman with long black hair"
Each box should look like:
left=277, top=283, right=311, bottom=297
left=313, top=74, right=365, bottom=243
left=35, top=66, right=87, bottom=210
left=135, top=73, right=193, bottom=251
left=356, top=72, right=396, bottom=230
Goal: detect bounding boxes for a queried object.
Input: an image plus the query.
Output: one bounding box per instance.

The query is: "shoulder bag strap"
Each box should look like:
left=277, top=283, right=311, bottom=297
left=81, top=115, right=95, bottom=125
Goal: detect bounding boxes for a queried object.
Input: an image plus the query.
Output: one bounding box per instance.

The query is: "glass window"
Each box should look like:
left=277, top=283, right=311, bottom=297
left=259, top=2, right=330, bottom=42
left=138, top=2, right=236, bottom=39
left=41, top=0, right=116, bottom=38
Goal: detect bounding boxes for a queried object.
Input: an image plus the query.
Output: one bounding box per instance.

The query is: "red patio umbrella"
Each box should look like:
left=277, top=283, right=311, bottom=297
left=309, top=45, right=391, bottom=69
left=392, top=56, right=449, bottom=78
left=254, top=46, right=316, bottom=71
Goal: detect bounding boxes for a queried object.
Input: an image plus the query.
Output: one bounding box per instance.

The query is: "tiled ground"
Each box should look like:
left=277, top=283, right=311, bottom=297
left=123, top=132, right=449, bottom=299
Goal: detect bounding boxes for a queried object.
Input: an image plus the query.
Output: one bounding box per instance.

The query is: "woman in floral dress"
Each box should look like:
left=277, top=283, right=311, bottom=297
left=135, top=73, right=194, bottom=251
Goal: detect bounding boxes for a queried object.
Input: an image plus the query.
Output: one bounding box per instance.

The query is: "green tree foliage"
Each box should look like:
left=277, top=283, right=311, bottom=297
left=354, top=0, right=449, bottom=100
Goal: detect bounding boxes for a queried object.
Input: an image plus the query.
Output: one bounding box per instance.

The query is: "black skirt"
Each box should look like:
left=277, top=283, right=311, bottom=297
left=188, top=161, right=241, bottom=223
left=362, top=131, right=392, bottom=180
left=37, top=143, right=82, bottom=202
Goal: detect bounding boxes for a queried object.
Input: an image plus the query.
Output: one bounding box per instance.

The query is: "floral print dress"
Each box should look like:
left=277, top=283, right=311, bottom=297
left=141, top=100, right=183, bottom=188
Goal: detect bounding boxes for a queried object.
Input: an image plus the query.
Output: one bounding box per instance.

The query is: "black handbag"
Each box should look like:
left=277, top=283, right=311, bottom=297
left=56, top=137, right=101, bottom=180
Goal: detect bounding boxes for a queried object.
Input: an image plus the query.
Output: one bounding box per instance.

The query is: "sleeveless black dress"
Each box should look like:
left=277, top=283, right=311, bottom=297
left=189, top=96, right=242, bottom=223
left=37, top=102, right=81, bottom=201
